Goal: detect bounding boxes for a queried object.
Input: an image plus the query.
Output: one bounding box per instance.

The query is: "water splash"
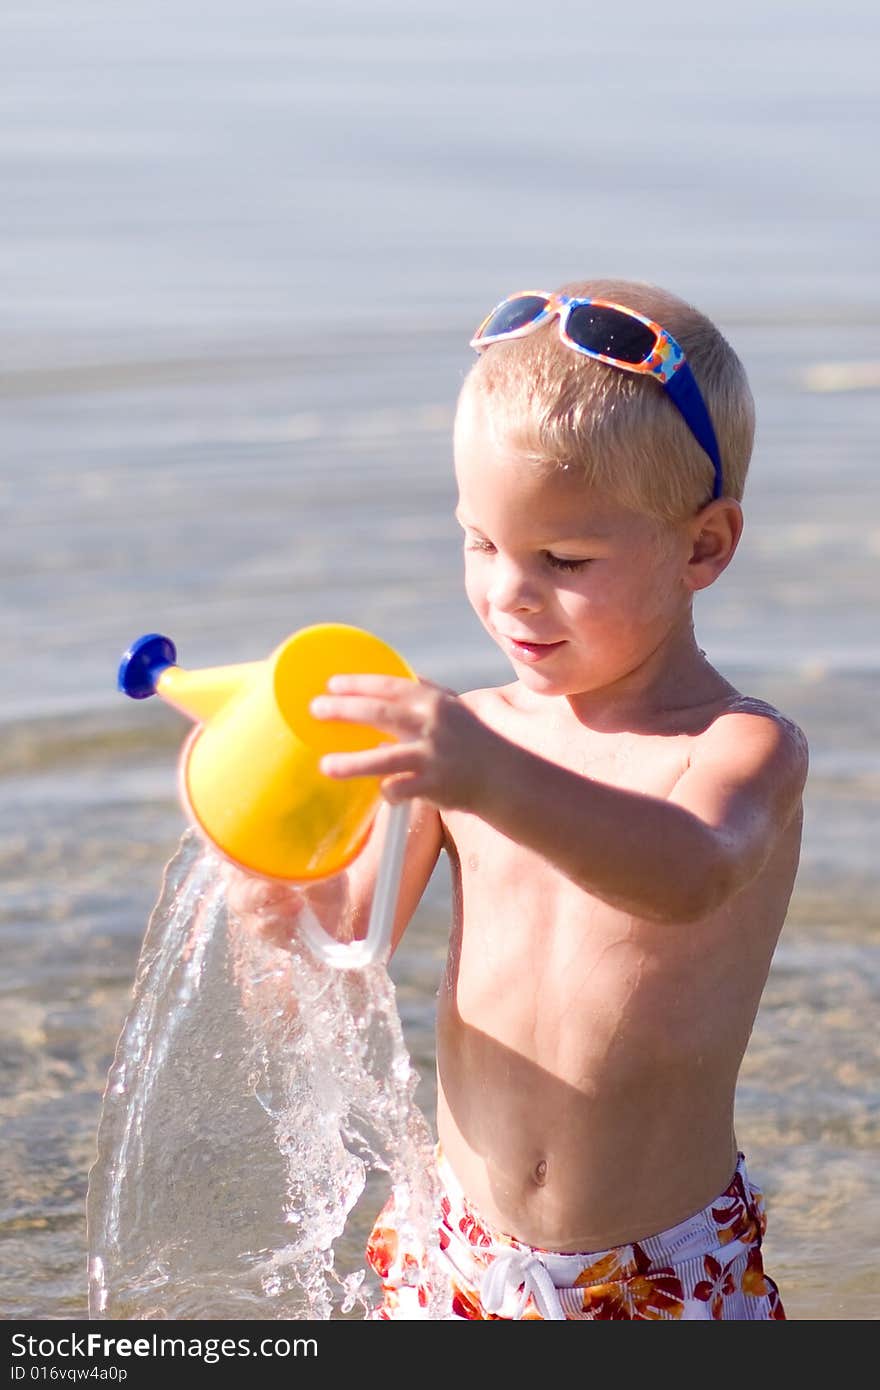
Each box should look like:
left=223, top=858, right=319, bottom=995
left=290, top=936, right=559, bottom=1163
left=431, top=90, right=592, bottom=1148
left=86, top=829, right=448, bottom=1319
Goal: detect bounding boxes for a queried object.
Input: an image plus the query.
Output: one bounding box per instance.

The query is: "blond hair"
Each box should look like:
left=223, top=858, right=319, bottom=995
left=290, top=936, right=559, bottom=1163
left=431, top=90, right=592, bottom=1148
left=461, top=278, right=755, bottom=522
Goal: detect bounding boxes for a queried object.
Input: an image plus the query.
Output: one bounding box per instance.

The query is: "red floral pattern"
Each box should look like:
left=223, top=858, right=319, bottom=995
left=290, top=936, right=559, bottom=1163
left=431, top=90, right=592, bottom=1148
left=365, top=1150, right=786, bottom=1321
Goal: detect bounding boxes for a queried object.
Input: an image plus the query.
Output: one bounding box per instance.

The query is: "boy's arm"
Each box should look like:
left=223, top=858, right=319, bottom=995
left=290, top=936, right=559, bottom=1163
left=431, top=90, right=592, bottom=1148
left=478, top=709, right=808, bottom=923
left=310, top=677, right=808, bottom=926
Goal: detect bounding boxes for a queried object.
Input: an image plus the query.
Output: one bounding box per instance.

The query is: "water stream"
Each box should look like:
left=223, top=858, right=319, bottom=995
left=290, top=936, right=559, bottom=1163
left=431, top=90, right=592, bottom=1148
left=85, top=829, right=448, bottom=1319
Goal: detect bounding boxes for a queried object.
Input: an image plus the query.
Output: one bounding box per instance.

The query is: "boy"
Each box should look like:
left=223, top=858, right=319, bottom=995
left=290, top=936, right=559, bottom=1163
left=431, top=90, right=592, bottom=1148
left=229, top=279, right=807, bottom=1320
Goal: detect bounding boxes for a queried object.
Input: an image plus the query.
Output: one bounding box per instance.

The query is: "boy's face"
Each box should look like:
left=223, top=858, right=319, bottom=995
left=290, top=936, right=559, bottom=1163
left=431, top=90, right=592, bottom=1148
left=453, top=390, right=695, bottom=701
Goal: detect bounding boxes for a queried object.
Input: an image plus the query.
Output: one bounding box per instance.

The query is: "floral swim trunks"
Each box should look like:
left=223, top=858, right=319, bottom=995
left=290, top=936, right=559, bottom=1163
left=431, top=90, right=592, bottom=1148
left=365, top=1147, right=785, bottom=1320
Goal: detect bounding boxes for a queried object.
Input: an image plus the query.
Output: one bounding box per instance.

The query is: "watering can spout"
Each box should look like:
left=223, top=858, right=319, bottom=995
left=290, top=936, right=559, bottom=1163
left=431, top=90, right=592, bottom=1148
left=117, top=634, right=259, bottom=723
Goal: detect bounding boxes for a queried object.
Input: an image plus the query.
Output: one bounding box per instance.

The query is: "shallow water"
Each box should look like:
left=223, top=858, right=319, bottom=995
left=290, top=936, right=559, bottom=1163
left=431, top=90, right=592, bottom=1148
left=2, top=0, right=879, bottom=1323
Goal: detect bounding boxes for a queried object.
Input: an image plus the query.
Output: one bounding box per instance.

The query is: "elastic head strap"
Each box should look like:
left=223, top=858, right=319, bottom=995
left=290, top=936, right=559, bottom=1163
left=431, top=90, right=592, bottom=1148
left=663, top=364, right=724, bottom=499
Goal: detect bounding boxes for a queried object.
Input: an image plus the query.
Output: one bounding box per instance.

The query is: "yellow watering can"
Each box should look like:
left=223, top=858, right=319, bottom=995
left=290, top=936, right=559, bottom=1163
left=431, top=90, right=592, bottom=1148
left=117, top=624, right=416, bottom=968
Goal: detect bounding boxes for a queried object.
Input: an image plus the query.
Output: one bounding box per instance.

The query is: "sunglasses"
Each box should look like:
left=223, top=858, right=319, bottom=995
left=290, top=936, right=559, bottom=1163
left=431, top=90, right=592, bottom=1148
left=470, top=291, right=723, bottom=501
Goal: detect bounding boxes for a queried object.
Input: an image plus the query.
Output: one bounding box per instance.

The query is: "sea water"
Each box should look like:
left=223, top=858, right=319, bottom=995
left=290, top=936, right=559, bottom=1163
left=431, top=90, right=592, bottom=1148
left=86, top=829, right=448, bottom=1320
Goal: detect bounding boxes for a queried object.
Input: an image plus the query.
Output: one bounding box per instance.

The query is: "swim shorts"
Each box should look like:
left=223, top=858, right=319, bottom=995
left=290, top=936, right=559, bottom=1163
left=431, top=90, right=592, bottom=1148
left=365, top=1147, right=785, bottom=1320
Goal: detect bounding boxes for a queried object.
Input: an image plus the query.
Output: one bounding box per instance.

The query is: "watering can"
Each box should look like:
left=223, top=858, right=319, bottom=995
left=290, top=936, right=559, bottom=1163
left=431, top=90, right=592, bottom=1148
left=117, top=623, right=416, bottom=968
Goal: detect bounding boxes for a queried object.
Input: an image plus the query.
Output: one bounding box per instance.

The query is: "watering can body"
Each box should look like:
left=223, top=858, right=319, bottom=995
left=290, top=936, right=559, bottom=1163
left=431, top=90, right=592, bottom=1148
left=119, top=624, right=415, bottom=883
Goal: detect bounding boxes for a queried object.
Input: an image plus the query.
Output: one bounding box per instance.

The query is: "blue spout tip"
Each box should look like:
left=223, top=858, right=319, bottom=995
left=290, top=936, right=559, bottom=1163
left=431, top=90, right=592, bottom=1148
left=118, top=633, right=177, bottom=698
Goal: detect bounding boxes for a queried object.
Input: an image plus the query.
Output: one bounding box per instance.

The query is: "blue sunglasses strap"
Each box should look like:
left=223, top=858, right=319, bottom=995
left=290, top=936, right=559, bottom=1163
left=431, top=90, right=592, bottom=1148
left=663, top=365, right=723, bottom=499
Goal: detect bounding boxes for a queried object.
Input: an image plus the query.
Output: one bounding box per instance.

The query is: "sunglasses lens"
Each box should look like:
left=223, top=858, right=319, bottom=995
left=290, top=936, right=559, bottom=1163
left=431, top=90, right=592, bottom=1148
left=477, top=294, right=550, bottom=340
left=566, top=305, right=657, bottom=364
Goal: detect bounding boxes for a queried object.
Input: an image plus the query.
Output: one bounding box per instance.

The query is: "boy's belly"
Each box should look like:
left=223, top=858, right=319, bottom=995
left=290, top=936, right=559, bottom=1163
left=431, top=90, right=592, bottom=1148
left=436, top=1003, right=740, bottom=1251
left=434, top=903, right=749, bottom=1251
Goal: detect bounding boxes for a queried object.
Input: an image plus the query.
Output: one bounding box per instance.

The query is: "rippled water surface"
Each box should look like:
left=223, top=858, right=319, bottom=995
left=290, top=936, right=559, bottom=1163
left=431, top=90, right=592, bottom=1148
left=2, top=0, right=878, bottom=1322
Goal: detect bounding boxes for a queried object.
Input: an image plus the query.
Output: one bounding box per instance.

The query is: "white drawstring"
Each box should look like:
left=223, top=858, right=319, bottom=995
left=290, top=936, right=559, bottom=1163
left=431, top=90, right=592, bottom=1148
left=480, top=1250, right=567, bottom=1321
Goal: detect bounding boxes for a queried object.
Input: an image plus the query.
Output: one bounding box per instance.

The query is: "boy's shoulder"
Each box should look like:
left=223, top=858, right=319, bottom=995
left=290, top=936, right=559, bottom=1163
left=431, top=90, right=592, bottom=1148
left=683, top=693, right=809, bottom=821
left=695, top=693, right=809, bottom=759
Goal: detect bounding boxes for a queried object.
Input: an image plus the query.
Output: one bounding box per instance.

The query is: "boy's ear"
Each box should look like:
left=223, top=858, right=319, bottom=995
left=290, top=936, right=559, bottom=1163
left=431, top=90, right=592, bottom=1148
left=684, top=499, right=744, bottom=592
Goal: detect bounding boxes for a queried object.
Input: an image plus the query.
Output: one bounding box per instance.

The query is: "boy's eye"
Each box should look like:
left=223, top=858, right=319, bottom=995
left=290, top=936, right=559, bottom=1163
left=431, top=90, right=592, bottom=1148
left=465, top=538, right=588, bottom=571
left=545, top=554, right=589, bottom=571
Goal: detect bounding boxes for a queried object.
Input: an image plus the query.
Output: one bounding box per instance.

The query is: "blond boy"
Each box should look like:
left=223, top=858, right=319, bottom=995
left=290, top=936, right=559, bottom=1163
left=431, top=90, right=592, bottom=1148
left=229, top=279, right=807, bottom=1320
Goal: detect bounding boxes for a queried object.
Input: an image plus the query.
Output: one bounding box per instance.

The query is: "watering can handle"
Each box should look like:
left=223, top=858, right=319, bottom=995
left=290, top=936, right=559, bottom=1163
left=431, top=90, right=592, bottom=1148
left=298, top=800, right=412, bottom=970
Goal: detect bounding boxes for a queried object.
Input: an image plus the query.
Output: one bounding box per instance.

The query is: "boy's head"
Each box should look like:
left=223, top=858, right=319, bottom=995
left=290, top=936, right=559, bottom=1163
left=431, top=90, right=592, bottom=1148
left=457, top=278, right=754, bottom=525
left=454, top=280, right=752, bottom=701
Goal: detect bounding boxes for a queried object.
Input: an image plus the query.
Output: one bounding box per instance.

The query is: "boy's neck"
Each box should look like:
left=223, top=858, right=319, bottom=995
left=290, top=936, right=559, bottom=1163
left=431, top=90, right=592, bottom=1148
left=563, top=613, right=735, bottom=735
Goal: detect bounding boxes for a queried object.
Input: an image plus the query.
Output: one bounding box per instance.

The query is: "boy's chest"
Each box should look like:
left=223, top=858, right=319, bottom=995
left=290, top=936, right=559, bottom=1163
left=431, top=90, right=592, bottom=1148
left=441, top=722, right=694, bottom=909
left=500, top=708, right=695, bottom=797
left=553, top=731, right=689, bottom=794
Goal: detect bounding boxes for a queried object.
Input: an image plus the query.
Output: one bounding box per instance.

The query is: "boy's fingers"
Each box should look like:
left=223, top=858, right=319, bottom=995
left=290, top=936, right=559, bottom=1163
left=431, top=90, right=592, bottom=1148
left=311, top=693, right=425, bottom=736
left=320, top=742, right=417, bottom=779
left=324, top=672, right=457, bottom=699
left=325, top=673, right=417, bottom=696
left=380, top=772, right=427, bottom=804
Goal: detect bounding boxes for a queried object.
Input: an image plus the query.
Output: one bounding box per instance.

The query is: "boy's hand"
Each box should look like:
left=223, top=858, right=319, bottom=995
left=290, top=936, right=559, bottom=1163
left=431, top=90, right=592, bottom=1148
left=222, top=862, right=353, bottom=950
left=221, top=862, right=309, bottom=949
left=310, top=675, right=496, bottom=812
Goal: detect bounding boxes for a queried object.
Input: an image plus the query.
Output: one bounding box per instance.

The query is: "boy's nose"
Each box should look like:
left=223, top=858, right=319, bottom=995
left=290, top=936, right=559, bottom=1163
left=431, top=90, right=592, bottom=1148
left=486, top=563, right=543, bottom=615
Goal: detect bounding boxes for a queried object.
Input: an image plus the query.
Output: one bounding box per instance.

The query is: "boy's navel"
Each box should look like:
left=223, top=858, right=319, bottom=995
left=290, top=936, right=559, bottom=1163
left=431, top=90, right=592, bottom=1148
left=533, top=1159, right=548, bottom=1186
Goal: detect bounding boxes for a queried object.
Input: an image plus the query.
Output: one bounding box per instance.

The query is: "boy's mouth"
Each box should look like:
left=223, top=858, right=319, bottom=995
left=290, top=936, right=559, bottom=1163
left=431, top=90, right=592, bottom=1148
left=501, top=634, right=566, bottom=663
